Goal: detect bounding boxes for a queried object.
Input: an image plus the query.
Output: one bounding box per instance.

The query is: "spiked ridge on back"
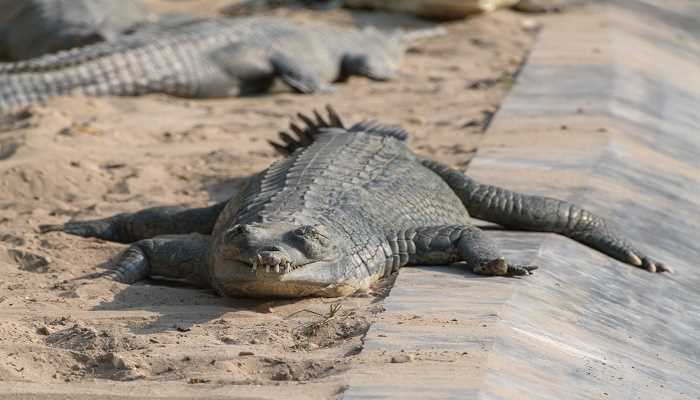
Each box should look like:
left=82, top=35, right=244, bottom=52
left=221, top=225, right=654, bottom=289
left=269, top=105, right=410, bottom=157
left=268, top=105, right=345, bottom=156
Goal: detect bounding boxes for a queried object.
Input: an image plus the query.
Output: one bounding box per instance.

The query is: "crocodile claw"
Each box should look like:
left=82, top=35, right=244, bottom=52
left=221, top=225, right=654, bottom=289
left=38, top=223, right=63, bottom=233
left=624, top=249, right=671, bottom=273
left=641, top=257, right=672, bottom=273
left=105, top=245, right=150, bottom=284
left=506, top=264, right=538, bottom=277
left=39, top=218, right=117, bottom=241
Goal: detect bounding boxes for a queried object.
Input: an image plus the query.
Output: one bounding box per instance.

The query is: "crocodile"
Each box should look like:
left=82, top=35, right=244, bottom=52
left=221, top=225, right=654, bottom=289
left=0, top=16, right=410, bottom=113
left=39, top=107, right=669, bottom=298
left=222, top=0, right=577, bottom=19
left=0, top=0, right=150, bottom=61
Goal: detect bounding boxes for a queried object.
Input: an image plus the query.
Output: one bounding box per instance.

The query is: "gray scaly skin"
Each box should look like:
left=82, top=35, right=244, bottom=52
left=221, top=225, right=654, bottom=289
left=39, top=107, right=669, bottom=298
left=0, top=16, right=404, bottom=113
left=0, top=0, right=150, bottom=61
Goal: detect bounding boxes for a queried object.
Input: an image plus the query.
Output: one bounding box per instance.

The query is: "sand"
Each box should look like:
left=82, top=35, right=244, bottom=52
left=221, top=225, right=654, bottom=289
left=0, top=2, right=536, bottom=398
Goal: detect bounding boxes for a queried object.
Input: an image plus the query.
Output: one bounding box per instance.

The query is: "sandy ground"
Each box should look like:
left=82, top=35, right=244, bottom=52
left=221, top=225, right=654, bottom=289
left=0, top=2, right=537, bottom=397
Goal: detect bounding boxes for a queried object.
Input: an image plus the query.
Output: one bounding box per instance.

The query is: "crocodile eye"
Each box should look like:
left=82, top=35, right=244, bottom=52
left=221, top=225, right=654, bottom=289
left=294, top=225, right=330, bottom=246
left=294, top=226, right=310, bottom=237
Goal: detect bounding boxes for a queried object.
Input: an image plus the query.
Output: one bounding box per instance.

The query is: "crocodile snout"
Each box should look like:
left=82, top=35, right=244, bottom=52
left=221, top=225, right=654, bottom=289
left=259, top=250, right=284, bottom=266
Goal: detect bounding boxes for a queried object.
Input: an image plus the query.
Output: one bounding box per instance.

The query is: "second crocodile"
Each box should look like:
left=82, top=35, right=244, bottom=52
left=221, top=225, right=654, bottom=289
left=0, top=17, right=413, bottom=113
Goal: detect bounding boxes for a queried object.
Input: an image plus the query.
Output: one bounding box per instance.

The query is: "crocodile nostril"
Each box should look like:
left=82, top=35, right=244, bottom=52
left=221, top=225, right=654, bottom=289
left=259, top=251, right=284, bottom=265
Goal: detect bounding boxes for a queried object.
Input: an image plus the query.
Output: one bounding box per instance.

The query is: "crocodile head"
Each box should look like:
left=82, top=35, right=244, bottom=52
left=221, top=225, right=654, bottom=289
left=210, top=222, right=364, bottom=298
left=339, top=28, right=403, bottom=81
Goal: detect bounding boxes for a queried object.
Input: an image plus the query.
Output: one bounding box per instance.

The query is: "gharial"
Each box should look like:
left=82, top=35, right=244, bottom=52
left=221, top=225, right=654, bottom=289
left=0, top=16, right=428, bottom=113
left=40, top=107, right=670, bottom=298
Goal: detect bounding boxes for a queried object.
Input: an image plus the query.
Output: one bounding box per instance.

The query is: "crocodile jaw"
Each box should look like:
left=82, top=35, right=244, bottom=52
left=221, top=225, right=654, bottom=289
left=244, top=253, right=325, bottom=275
left=210, top=258, right=367, bottom=298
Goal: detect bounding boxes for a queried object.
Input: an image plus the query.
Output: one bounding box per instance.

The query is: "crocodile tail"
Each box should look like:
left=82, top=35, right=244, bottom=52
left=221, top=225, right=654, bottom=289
left=268, top=104, right=346, bottom=156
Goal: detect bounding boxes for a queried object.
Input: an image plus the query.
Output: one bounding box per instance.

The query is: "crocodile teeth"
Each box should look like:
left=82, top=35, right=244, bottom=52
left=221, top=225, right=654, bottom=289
left=246, top=258, right=296, bottom=274
left=249, top=257, right=257, bottom=272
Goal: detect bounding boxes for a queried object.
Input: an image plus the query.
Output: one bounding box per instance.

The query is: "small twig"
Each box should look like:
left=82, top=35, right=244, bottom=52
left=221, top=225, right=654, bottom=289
left=291, top=303, right=348, bottom=338
left=285, top=309, right=325, bottom=319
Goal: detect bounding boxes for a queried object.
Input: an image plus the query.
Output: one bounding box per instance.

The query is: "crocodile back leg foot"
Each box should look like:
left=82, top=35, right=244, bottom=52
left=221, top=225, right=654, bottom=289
left=388, top=224, right=539, bottom=277
left=473, top=258, right=538, bottom=277
left=421, top=159, right=670, bottom=274
left=39, top=202, right=226, bottom=243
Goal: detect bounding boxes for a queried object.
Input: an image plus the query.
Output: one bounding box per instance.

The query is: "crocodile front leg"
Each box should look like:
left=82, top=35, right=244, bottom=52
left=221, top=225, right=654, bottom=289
left=422, top=159, right=670, bottom=273
left=105, top=233, right=211, bottom=286
left=386, top=225, right=537, bottom=276
left=40, top=202, right=227, bottom=244
left=270, top=52, right=328, bottom=94
left=340, top=53, right=397, bottom=81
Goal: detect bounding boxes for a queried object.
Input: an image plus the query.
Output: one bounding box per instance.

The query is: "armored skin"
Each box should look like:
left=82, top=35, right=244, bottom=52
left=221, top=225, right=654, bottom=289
left=40, top=107, right=669, bottom=298
left=0, top=0, right=149, bottom=61
left=0, top=17, right=404, bottom=113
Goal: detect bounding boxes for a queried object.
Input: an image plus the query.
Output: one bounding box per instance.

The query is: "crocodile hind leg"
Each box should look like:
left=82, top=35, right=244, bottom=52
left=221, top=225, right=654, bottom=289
left=40, top=202, right=227, bottom=244
left=105, top=233, right=211, bottom=286
left=422, top=159, right=670, bottom=273
left=387, top=225, right=537, bottom=277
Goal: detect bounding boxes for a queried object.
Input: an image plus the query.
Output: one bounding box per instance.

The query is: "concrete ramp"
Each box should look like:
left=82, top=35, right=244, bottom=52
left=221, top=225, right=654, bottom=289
left=345, top=1, right=700, bottom=398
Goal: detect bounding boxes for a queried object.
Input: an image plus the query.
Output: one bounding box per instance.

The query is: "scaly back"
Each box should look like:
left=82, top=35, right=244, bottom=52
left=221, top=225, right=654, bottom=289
left=213, top=107, right=470, bottom=243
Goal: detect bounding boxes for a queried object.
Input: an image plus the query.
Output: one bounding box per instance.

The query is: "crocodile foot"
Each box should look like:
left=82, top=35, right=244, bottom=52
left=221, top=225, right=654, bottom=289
left=39, top=217, right=118, bottom=241
left=637, top=256, right=672, bottom=273
left=473, top=258, right=538, bottom=277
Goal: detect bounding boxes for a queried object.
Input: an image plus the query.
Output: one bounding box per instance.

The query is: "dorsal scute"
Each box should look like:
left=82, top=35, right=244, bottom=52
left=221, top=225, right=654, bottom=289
left=349, top=120, right=409, bottom=142
left=269, top=105, right=409, bottom=156
left=268, top=105, right=345, bottom=156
